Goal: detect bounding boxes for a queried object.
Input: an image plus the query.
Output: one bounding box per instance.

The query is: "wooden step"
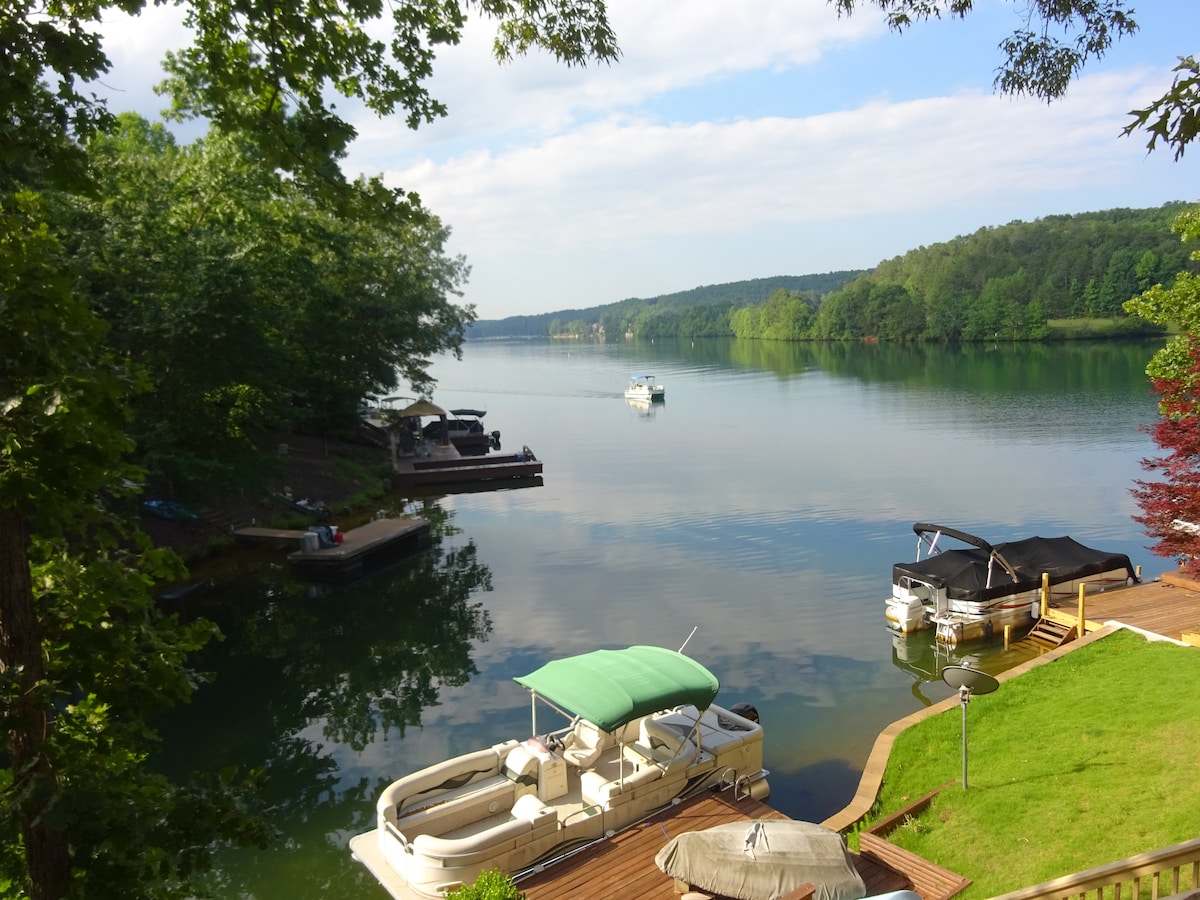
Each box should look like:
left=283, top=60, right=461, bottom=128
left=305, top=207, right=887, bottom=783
left=1024, top=618, right=1077, bottom=648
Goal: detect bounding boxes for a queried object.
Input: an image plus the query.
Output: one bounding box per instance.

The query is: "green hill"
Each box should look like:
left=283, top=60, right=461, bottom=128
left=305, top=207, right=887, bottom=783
left=466, top=273, right=866, bottom=339
left=468, top=203, right=1197, bottom=342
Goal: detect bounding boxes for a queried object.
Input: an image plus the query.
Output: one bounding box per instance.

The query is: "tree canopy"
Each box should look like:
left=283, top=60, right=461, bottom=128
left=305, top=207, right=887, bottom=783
left=53, top=114, right=472, bottom=500
left=1125, top=210, right=1200, bottom=571
left=1, top=1, right=620, bottom=897
left=785, top=204, right=1188, bottom=343
left=482, top=205, right=1193, bottom=344
left=829, top=0, right=1196, bottom=158
left=468, top=273, right=867, bottom=339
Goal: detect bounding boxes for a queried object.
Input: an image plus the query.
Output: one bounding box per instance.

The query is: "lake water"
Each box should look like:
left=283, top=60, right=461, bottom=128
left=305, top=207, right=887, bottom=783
left=159, top=338, right=1164, bottom=898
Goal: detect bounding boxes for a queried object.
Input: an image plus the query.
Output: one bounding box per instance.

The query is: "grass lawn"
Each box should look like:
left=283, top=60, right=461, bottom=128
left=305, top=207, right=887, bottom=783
left=855, top=629, right=1200, bottom=898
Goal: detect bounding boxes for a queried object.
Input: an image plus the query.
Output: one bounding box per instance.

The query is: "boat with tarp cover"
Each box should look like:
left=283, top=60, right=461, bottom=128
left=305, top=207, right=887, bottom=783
left=885, top=523, right=1138, bottom=646
left=349, top=645, right=768, bottom=899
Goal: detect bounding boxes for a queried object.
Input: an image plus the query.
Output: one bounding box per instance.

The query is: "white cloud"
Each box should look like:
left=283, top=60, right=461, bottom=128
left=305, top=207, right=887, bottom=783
left=366, top=65, right=1194, bottom=317
left=90, top=0, right=1199, bottom=318
left=94, top=5, right=190, bottom=116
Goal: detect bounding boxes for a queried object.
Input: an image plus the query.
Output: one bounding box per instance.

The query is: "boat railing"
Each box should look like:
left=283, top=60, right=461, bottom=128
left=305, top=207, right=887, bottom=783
left=714, top=765, right=770, bottom=801
left=509, top=803, right=612, bottom=884
left=716, top=766, right=740, bottom=791
left=986, top=837, right=1200, bottom=900
left=382, top=818, right=411, bottom=850
left=559, top=803, right=605, bottom=832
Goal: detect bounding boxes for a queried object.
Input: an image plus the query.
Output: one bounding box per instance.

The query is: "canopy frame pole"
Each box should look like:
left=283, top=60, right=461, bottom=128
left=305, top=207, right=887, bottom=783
left=677, top=626, right=698, bottom=654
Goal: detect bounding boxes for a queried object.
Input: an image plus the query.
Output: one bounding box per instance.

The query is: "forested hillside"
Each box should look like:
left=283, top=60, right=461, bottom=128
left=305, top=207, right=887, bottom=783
left=473, top=204, right=1195, bottom=342
left=797, top=204, right=1192, bottom=342
left=466, top=272, right=865, bottom=338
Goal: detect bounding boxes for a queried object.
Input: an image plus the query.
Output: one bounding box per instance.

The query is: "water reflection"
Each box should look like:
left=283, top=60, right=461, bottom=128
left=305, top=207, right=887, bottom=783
left=156, top=502, right=496, bottom=896
left=152, top=338, right=1166, bottom=899
left=888, top=630, right=1044, bottom=702
left=625, top=396, right=663, bottom=419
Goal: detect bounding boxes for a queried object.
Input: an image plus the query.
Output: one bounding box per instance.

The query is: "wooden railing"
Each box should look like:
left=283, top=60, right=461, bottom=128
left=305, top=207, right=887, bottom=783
left=856, top=784, right=971, bottom=900
left=988, top=838, right=1200, bottom=900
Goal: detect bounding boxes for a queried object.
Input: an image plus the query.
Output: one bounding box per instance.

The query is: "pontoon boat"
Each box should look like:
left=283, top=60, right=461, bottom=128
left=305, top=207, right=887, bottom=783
left=885, top=523, right=1138, bottom=646
left=348, top=645, right=768, bottom=898
left=624, top=375, right=665, bottom=401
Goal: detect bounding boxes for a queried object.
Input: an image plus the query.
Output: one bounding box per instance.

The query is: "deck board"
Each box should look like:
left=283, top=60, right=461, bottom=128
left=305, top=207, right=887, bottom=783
left=517, top=788, right=910, bottom=900
left=1043, top=572, right=1200, bottom=642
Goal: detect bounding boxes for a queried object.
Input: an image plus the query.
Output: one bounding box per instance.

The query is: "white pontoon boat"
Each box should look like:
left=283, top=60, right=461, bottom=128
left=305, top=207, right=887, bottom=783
left=349, top=645, right=768, bottom=898
left=885, top=523, right=1138, bottom=646
left=624, top=374, right=665, bottom=401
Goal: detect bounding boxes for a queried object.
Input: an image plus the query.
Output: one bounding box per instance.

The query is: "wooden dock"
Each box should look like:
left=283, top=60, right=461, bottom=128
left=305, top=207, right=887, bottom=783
left=392, top=441, right=543, bottom=490
left=233, top=525, right=312, bottom=550
left=517, top=788, right=912, bottom=900
left=1041, top=569, right=1200, bottom=643
left=285, top=517, right=430, bottom=577
left=229, top=517, right=431, bottom=577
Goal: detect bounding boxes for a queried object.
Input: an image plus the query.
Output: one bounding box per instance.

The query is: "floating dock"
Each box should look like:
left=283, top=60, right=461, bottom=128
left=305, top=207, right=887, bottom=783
left=287, top=517, right=430, bottom=577
left=392, top=441, right=543, bottom=490
left=235, top=517, right=431, bottom=578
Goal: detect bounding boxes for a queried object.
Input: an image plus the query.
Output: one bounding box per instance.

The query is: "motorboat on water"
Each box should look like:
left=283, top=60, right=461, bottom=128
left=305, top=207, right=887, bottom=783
left=624, top=374, right=665, bottom=401
left=420, top=408, right=500, bottom=454
left=885, top=523, right=1138, bottom=646
left=349, top=645, right=769, bottom=898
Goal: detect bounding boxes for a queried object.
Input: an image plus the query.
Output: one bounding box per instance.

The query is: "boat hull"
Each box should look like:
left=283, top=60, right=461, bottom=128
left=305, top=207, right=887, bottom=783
left=886, top=567, right=1135, bottom=646
left=624, top=375, right=665, bottom=401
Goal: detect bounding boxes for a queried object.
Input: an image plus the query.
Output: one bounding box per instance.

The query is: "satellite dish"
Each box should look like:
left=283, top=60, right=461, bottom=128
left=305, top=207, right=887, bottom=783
left=941, top=666, right=999, bottom=696
left=940, top=665, right=999, bottom=789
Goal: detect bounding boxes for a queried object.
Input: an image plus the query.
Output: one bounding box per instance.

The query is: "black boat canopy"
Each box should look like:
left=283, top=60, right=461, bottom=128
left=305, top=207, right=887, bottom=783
left=894, top=530, right=1137, bottom=604
left=912, top=523, right=993, bottom=552
left=449, top=409, right=486, bottom=418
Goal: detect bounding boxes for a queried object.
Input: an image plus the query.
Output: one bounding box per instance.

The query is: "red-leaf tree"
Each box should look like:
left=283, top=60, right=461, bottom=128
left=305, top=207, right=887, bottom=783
left=1132, top=335, right=1200, bottom=575
left=1126, top=209, right=1200, bottom=574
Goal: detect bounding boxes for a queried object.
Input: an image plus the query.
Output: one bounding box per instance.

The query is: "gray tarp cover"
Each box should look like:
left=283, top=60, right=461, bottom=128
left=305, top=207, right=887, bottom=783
left=654, top=820, right=866, bottom=900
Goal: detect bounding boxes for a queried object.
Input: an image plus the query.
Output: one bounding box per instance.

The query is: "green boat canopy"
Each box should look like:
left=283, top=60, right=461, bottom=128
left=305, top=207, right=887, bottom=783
left=513, top=646, right=720, bottom=733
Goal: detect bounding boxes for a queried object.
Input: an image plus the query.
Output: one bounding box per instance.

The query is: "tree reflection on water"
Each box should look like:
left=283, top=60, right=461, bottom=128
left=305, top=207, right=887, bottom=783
left=153, top=499, right=494, bottom=895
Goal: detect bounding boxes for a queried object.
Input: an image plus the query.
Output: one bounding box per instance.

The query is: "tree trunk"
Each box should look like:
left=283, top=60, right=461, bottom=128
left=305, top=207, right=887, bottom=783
left=0, top=508, right=70, bottom=900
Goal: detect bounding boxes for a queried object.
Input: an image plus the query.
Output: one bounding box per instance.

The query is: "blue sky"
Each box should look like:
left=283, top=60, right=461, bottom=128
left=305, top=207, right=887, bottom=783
left=100, top=1, right=1200, bottom=320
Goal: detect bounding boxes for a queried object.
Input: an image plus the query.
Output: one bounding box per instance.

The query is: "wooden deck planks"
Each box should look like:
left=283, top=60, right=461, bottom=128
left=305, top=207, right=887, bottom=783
left=517, top=788, right=910, bottom=900
left=283, top=517, right=431, bottom=575
left=1044, top=572, right=1200, bottom=642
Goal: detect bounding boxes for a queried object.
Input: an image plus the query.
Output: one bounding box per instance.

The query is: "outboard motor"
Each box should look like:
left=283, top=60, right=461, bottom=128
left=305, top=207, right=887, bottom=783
left=729, top=702, right=759, bottom=724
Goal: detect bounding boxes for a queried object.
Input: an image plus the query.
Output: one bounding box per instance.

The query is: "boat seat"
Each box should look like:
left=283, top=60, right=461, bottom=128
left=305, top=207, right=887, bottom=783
left=409, top=793, right=557, bottom=865
left=379, top=740, right=518, bottom=829
left=639, top=717, right=699, bottom=769
left=580, top=758, right=662, bottom=809
left=392, top=777, right=517, bottom=839
left=562, top=719, right=613, bottom=769
left=502, top=744, right=541, bottom=799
